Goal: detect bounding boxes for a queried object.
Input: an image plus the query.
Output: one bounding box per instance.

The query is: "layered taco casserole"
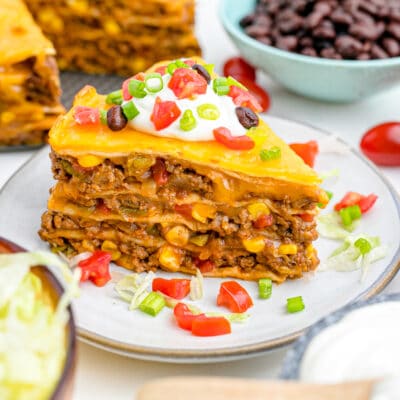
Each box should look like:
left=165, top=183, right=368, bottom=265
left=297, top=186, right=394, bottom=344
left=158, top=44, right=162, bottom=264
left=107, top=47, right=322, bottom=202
left=39, top=58, right=327, bottom=283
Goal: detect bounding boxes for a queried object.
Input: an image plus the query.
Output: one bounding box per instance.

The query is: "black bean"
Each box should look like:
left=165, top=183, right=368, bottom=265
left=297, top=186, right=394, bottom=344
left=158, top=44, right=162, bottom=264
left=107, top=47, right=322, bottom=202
left=107, top=105, right=127, bottom=131
left=235, top=107, right=259, bottom=129
left=191, top=64, right=211, bottom=84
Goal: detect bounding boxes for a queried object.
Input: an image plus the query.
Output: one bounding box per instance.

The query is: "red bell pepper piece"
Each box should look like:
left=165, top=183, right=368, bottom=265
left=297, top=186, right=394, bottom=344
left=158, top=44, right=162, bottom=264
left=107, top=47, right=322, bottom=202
left=227, top=85, right=262, bottom=113
left=191, top=316, right=231, bottom=337
left=253, top=214, right=274, bottom=229
left=168, top=68, right=207, bottom=99
left=74, top=106, right=100, bottom=125
left=150, top=97, right=181, bottom=130
left=217, top=281, right=253, bottom=313
left=152, top=278, right=191, bottom=300
left=78, top=250, right=112, bottom=287
left=174, top=204, right=193, bottom=220
left=151, top=158, right=169, bottom=186
left=334, top=192, right=378, bottom=214
left=213, top=127, right=255, bottom=151
left=289, top=140, right=319, bottom=168
left=173, top=303, right=205, bottom=331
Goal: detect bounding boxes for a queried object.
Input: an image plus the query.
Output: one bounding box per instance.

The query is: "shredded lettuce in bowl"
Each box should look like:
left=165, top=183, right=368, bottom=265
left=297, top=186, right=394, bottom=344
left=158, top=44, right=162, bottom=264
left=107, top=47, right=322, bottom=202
left=0, top=251, right=78, bottom=400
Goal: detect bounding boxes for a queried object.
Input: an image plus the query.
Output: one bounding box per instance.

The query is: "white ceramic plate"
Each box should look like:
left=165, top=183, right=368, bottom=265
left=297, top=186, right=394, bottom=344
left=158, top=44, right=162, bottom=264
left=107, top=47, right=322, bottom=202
left=0, top=115, right=399, bottom=363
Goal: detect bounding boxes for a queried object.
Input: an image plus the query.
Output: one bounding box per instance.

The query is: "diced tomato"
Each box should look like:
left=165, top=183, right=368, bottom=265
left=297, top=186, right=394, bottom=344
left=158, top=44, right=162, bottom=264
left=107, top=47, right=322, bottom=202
left=184, top=59, right=196, bottom=67
left=122, top=78, right=132, bottom=101
left=151, top=158, right=169, bottom=186
left=173, top=303, right=205, bottom=331
left=96, top=199, right=111, bottom=215
left=253, top=214, right=274, bottom=229
left=74, top=106, right=100, bottom=125
left=358, top=194, right=378, bottom=213
left=289, top=140, right=319, bottom=167
left=134, top=72, right=145, bottom=81
left=298, top=213, right=314, bottom=222
left=191, top=316, right=231, bottom=337
left=78, top=250, right=112, bottom=287
left=174, top=204, right=193, bottom=220
left=217, top=281, right=253, bottom=313
left=168, top=68, right=207, bottom=99
left=223, top=57, right=256, bottom=82
left=213, top=127, right=255, bottom=151
left=155, top=65, right=167, bottom=75
left=153, top=278, right=191, bottom=300
left=228, top=85, right=262, bottom=113
left=150, top=97, right=181, bottom=130
left=194, top=259, right=215, bottom=273
left=237, top=78, right=270, bottom=113
left=334, top=192, right=378, bottom=214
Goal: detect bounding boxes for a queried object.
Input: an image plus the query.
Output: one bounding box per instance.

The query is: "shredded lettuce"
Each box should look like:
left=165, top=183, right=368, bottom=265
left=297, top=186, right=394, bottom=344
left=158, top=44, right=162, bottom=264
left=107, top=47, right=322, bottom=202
left=319, top=168, right=340, bottom=181
left=317, top=212, right=359, bottom=239
left=0, top=251, right=77, bottom=400
left=320, top=234, right=388, bottom=280
left=190, top=269, right=204, bottom=301
left=115, top=272, right=154, bottom=310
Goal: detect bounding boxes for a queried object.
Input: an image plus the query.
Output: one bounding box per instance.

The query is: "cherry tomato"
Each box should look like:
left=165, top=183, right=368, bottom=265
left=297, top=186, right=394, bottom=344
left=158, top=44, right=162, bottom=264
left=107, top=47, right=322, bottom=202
left=213, top=127, right=255, bottom=151
left=289, top=140, right=319, bottom=168
left=168, top=68, right=207, bottom=99
left=122, top=78, right=133, bottom=101
left=223, top=57, right=256, bottom=82
left=78, top=250, right=112, bottom=287
left=74, top=106, right=100, bottom=125
left=237, top=78, right=270, bottom=112
left=152, top=278, right=191, bottom=300
left=174, top=303, right=205, bottom=331
left=228, top=85, right=263, bottom=113
left=360, top=122, right=400, bottom=166
left=150, top=97, right=181, bottom=130
left=217, top=281, right=253, bottom=313
left=334, top=192, right=378, bottom=214
left=191, top=316, right=231, bottom=337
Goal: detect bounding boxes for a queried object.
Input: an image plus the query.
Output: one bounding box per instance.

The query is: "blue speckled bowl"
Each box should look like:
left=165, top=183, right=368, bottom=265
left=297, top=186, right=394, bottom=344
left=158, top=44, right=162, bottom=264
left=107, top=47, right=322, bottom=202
left=280, top=293, right=400, bottom=380
left=220, top=0, right=400, bottom=103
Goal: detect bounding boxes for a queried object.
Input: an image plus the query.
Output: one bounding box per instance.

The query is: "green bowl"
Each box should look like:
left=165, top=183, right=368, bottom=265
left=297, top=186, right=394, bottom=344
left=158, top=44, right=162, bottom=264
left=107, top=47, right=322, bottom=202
left=220, top=0, right=400, bottom=103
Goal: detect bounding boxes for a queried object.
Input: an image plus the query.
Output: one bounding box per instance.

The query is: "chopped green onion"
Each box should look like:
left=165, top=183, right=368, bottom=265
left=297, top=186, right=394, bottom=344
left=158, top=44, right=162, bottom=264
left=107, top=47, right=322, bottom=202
left=258, top=278, right=272, bottom=299
left=139, top=291, right=166, bottom=317
left=106, top=90, right=123, bottom=105
left=180, top=109, right=197, bottom=131
left=203, top=63, right=215, bottom=76
left=227, top=76, right=247, bottom=90
left=354, top=238, right=372, bottom=255
left=287, top=296, right=305, bottom=313
left=213, top=77, right=230, bottom=96
left=121, top=101, right=139, bottom=120
left=197, top=103, right=220, bottom=120
left=260, top=146, right=281, bottom=161
left=317, top=190, right=333, bottom=208
left=145, top=73, right=163, bottom=93
left=100, top=110, right=108, bottom=125
left=175, top=60, right=189, bottom=68
left=167, top=62, right=178, bottom=75
left=128, top=79, right=147, bottom=98
left=339, top=205, right=361, bottom=227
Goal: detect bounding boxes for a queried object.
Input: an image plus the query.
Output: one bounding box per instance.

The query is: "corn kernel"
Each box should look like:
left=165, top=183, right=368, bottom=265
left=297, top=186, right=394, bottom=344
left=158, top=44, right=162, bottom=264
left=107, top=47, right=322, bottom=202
left=165, top=225, right=189, bottom=247
left=104, top=19, right=121, bottom=35
left=38, top=10, right=64, bottom=33
left=67, top=0, right=89, bottom=13
left=78, top=155, right=103, bottom=168
left=306, top=244, right=314, bottom=259
left=242, top=237, right=265, bottom=253
left=159, top=245, right=182, bottom=272
left=189, top=234, right=209, bottom=247
left=278, top=244, right=298, bottom=255
left=192, top=203, right=217, bottom=223
left=247, top=202, right=270, bottom=219
left=0, top=111, right=15, bottom=124
left=101, top=240, right=121, bottom=261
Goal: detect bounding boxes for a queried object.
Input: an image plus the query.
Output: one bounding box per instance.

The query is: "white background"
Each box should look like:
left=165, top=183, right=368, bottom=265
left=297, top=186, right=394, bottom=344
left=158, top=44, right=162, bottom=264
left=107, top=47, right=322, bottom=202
left=0, top=1, right=399, bottom=398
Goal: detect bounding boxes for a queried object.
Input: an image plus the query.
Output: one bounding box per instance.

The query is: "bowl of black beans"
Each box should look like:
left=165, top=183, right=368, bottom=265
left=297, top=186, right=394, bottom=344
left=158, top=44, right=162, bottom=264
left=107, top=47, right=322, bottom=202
left=220, top=0, right=400, bottom=102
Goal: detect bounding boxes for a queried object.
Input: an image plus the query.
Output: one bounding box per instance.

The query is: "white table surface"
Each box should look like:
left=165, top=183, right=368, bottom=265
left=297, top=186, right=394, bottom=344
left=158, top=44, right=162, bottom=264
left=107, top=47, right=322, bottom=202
left=1, top=1, right=399, bottom=398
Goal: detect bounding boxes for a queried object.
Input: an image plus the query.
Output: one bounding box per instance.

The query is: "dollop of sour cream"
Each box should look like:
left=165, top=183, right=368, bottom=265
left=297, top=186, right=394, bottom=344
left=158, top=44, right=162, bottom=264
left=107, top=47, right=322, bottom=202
left=300, top=302, right=400, bottom=398
left=124, top=74, right=247, bottom=141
